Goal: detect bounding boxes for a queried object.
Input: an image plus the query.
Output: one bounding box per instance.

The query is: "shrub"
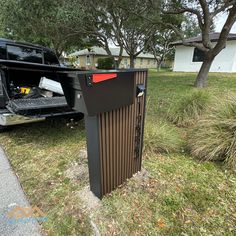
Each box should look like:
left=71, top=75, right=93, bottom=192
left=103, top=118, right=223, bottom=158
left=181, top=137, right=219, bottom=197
left=167, top=90, right=212, bottom=127
left=188, top=96, right=236, bottom=169
left=144, top=119, right=184, bottom=154
left=97, top=57, right=115, bottom=69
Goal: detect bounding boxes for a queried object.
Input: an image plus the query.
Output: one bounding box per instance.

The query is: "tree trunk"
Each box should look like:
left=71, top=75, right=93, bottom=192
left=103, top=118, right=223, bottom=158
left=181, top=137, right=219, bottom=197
left=194, top=57, right=214, bottom=88
left=130, top=55, right=135, bottom=68
left=156, top=54, right=164, bottom=72
left=116, top=47, right=124, bottom=69
left=157, top=62, right=161, bottom=72
left=116, top=58, right=122, bottom=69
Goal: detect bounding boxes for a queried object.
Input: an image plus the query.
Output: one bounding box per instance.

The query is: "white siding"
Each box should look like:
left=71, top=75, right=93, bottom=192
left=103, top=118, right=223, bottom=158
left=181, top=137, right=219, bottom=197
left=173, top=41, right=236, bottom=73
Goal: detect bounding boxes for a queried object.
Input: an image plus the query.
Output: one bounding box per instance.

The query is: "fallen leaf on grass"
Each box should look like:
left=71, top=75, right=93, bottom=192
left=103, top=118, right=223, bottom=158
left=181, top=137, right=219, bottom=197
left=157, top=219, right=166, bottom=229
left=184, top=220, right=191, bottom=224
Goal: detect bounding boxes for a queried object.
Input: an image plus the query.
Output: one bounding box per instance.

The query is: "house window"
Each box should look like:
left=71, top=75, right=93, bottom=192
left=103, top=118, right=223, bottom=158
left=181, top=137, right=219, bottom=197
left=140, top=58, right=143, bottom=65
left=192, top=48, right=205, bottom=62
left=147, top=59, right=150, bottom=65
left=86, top=55, right=91, bottom=65
left=124, top=58, right=128, bottom=68
left=76, top=57, right=80, bottom=65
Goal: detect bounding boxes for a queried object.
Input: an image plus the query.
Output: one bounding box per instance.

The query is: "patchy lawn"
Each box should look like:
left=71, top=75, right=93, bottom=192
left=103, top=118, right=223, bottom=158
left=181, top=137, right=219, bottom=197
left=1, top=70, right=236, bottom=235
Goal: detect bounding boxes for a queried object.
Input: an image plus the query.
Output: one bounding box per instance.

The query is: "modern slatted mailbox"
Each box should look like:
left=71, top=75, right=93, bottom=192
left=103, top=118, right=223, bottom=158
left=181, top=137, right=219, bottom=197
left=60, top=69, right=147, bottom=199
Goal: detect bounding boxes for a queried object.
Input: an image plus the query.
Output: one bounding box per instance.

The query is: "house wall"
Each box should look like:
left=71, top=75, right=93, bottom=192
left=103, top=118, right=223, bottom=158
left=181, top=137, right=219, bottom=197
left=75, top=55, right=157, bottom=69
left=119, top=57, right=157, bottom=69
left=74, top=55, right=88, bottom=69
left=173, top=41, right=236, bottom=73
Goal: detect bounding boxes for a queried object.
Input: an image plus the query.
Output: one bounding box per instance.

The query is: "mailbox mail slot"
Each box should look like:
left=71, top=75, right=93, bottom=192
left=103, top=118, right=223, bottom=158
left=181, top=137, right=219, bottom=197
left=60, top=69, right=147, bottom=199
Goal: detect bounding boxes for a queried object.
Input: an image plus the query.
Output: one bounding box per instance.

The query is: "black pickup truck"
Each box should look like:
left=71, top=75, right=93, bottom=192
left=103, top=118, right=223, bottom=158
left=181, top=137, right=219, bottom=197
left=0, top=38, right=82, bottom=131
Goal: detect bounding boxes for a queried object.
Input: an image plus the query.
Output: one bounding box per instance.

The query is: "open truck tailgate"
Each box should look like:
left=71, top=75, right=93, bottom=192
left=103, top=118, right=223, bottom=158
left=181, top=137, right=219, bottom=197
left=7, top=97, right=68, bottom=112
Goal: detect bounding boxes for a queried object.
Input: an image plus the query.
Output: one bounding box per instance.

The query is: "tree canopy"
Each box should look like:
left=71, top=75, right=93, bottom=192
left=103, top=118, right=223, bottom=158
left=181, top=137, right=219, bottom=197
left=0, top=0, right=85, bottom=56
left=0, top=0, right=235, bottom=84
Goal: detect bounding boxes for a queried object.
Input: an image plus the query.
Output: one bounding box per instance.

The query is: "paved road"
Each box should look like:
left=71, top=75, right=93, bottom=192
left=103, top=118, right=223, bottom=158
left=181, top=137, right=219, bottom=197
left=0, top=148, right=42, bottom=236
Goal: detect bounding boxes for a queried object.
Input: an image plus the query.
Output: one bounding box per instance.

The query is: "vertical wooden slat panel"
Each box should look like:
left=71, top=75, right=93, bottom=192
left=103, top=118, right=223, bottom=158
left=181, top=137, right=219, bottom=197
left=132, top=71, right=138, bottom=174
left=126, top=105, right=131, bottom=179
left=121, top=107, right=125, bottom=182
left=135, top=71, right=141, bottom=172
left=137, top=72, right=144, bottom=171
left=139, top=71, right=145, bottom=170
left=128, top=104, right=132, bottom=179
left=130, top=100, right=135, bottom=177
left=126, top=106, right=129, bottom=179
left=112, top=110, right=117, bottom=189
left=116, top=108, right=119, bottom=186
left=109, top=111, right=112, bottom=192
left=124, top=107, right=128, bottom=180
left=99, top=114, right=104, bottom=195
left=137, top=70, right=142, bottom=171
left=101, top=113, right=106, bottom=195
left=106, top=112, right=110, bottom=193
left=139, top=71, right=146, bottom=170
left=119, top=107, right=123, bottom=185
left=98, top=70, right=147, bottom=196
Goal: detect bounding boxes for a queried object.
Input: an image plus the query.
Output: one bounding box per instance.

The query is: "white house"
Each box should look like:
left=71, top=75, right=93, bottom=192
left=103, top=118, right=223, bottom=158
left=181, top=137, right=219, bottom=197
left=172, top=32, right=236, bottom=73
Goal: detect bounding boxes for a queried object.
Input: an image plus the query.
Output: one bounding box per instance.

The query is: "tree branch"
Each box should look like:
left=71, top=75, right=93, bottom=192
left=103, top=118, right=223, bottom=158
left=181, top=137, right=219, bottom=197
left=162, top=7, right=203, bottom=30
left=213, top=3, right=236, bottom=56
left=212, top=0, right=236, bottom=17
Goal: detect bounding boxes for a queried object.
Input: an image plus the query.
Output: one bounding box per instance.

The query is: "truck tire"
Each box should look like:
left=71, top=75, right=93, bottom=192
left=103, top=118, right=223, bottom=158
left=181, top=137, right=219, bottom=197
left=0, top=125, right=7, bottom=133
left=70, top=113, right=84, bottom=122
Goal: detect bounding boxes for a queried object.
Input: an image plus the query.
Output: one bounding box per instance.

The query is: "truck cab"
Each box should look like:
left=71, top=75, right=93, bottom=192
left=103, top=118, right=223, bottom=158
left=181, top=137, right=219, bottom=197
left=0, top=38, right=82, bottom=131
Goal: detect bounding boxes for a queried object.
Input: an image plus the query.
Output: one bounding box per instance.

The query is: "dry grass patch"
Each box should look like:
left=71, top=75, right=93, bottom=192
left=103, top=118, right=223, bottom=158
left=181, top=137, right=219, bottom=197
left=166, top=90, right=212, bottom=127
left=189, top=95, right=236, bottom=169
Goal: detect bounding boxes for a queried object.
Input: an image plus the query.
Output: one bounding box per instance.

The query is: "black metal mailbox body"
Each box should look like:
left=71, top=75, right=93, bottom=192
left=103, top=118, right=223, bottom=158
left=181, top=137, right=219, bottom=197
left=60, top=69, right=148, bottom=199
left=60, top=71, right=136, bottom=116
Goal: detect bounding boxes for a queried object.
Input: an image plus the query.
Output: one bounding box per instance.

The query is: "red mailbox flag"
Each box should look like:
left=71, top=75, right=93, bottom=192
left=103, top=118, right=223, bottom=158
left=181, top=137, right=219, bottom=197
left=92, top=73, right=117, bottom=83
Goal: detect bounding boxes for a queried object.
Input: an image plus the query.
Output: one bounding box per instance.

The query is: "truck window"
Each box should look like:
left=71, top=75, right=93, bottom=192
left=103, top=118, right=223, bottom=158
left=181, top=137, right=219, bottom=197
left=44, top=51, right=59, bottom=65
left=7, top=45, right=43, bottom=63
left=0, top=45, right=6, bottom=59
left=0, top=73, right=3, bottom=95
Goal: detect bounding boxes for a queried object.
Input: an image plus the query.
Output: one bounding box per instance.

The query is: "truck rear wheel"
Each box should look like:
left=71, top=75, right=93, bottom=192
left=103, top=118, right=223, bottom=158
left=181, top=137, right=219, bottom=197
left=0, top=125, right=7, bottom=132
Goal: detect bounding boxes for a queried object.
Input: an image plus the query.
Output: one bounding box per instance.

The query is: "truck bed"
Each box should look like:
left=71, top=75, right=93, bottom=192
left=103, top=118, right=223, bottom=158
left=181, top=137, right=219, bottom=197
left=0, top=60, right=82, bottom=118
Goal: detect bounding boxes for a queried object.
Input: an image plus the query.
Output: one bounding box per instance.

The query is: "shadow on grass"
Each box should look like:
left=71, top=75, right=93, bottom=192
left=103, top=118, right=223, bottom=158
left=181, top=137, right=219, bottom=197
left=2, top=118, right=86, bottom=147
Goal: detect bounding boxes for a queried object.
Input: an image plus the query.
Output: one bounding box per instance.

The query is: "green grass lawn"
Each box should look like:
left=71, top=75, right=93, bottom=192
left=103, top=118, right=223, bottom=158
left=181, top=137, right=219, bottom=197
left=1, top=70, right=236, bottom=235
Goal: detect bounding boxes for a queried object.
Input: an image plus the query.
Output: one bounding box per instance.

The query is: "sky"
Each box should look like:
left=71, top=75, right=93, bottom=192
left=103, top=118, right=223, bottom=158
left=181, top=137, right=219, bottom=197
left=215, top=14, right=236, bottom=33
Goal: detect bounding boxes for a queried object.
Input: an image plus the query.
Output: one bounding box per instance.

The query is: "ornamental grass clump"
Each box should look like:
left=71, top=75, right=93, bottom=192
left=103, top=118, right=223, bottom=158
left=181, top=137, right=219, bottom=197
left=144, top=119, right=183, bottom=154
left=188, top=96, right=236, bottom=169
left=167, top=90, right=212, bottom=127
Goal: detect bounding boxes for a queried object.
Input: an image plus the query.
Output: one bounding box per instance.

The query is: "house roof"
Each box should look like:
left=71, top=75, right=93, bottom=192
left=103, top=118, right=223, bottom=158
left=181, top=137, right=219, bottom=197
left=171, top=32, right=236, bottom=46
left=69, top=46, right=155, bottom=59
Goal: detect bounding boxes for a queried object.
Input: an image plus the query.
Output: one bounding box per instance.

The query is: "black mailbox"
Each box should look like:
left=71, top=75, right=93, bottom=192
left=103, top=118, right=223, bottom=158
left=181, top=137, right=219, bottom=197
left=60, top=71, right=136, bottom=116
left=60, top=69, right=147, bottom=199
